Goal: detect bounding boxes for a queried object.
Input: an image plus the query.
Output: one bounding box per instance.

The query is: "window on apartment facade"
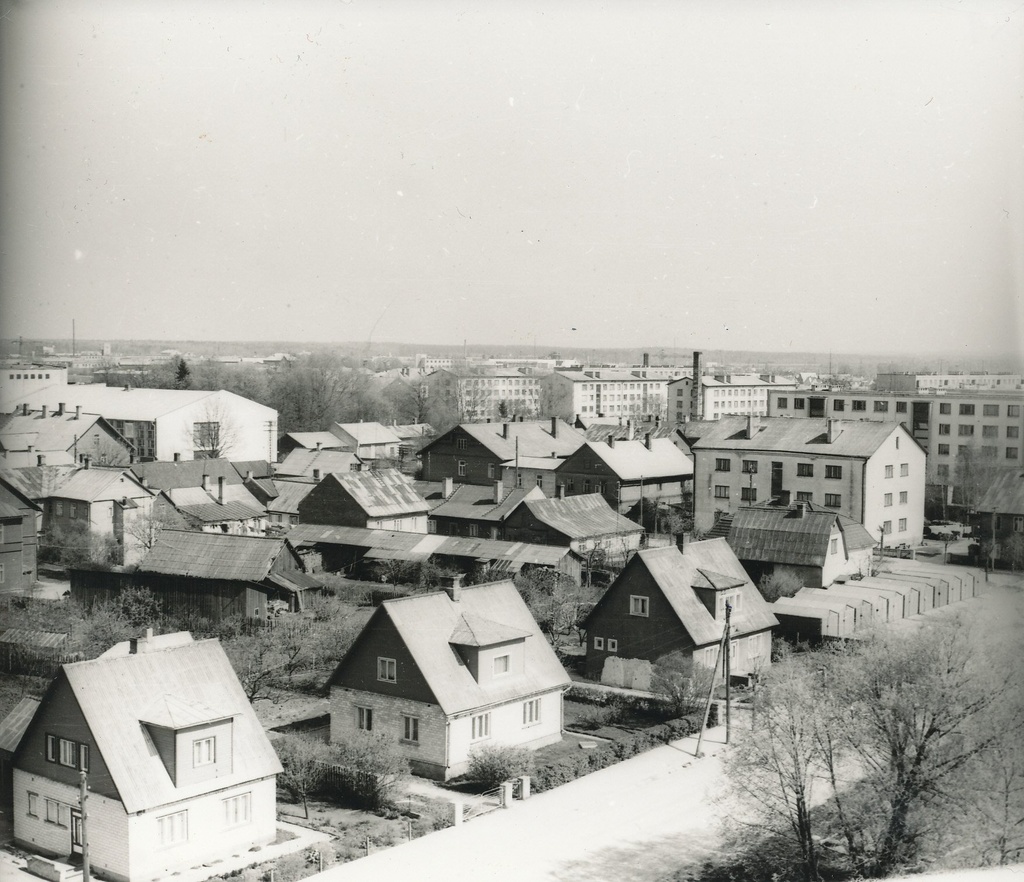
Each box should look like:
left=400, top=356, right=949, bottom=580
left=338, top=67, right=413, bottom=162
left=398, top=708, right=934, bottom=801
left=900, top=463, right=909, bottom=476
left=741, top=460, right=758, bottom=473
left=457, top=460, right=467, bottom=477
left=898, top=518, right=907, bottom=532
left=402, top=716, right=419, bottom=743
left=714, top=485, right=729, bottom=499
left=938, top=423, right=951, bottom=435
left=884, top=493, right=893, bottom=507
left=958, top=425, right=975, bottom=436
left=471, top=713, right=491, bottom=740
left=377, top=657, right=397, bottom=683
left=983, top=404, right=1000, bottom=417
left=1009, top=405, right=1021, bottom=418
left=493, top=654, right=510, bottom=676
left=607, top=638, right=618, bottom=652
left=796, top=491, right=813, bottom=503
left=884, top=465, right=894, bottom=478
left=830, top=538, right=839, bottom=554
left=937, top=464, right=950, bottom=479
left=777, top=398, right=788, bottom=408
left=797, top=463, right=813, bottom=477
left=833, top=399, right=845, bottom=411
left=357, top=707, right=373, bottom=731
left=715, top=458, right=731, bottom=472
left=1008, top=426, right=1020, bottom=439
left=523, top=699, right=541, bottom=726
left=896, top=401, right=907, bottom=413
left=852, top=400, right=866, bottom=411
left=883, top=521, right=892, bottom=534
left=959, top=404, right=975, bottom=416
left=794, top=398, right=805, bottom=410
left=741, top=487, right=757, bottom=502
left=158, top=810, right=188, bottom=846
left=824, top=493, right=841, bottom=508
left=193, top=737, right=215, bottom=767
left=874, top=401, right=889, bottom=412
left=938, top=444, right=950, bottom=455
left=939, top=402, right=951, bottom=414
left=593, top=636, right=604, bottom=650
left=223, top=793, right=251, bottom=826
left=824, top=465, right=842, bottom=479
left=1008, top=448, right=1019, bottom=460
left=900, top=491, right=908, bottom=504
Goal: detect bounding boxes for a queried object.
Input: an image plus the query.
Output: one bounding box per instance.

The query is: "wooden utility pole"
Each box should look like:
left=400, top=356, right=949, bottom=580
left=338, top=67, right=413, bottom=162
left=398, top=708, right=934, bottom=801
left=79, top=770, right=91, bottom=882
left=695, top=604, right=731, bottom=757
left=724, top=600, right=732, bottom=744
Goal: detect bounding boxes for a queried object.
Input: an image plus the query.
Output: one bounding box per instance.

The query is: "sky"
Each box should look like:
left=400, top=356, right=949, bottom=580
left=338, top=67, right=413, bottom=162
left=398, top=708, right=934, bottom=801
left=1, top=0, right=1021, bottom=357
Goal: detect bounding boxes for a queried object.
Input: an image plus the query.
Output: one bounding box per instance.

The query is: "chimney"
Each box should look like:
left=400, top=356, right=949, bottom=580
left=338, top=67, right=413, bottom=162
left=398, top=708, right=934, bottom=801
left=442, top=476, right=454, bottom=499
left=217, top=475, right=225, bottom=503
left=827, top=418, right=838, bottom=444
left=313, top=468, right=321, bottom=481
left=607, top=435, right=616, bottom=448
left=173, top=452, right=181, bottom=462
left=643, top=352, right=650, bottom=368
left=493, top=479, right=504, bottom=504
left=57, top=402, right=65, bottom=416
left=129, top=628, right=155, bottom=655
left=140, top=475, right=148, bottom=488
left=796, top=502, right=807, bottom=518
left=21, top=403, right=29, bottom=416
left=74, top=405, right=81, bottom=420
left=83, top=455, right=91, bottom=470
left=550, top=416, right=558, bottom=438
left=778, top=489, right=791, bottom=506
left=316, top=441, right=322, bottom=451
left=201, top=473, right=209, bottom=491
left=27, top=445, right=33, bottom=454
left=41, top=404, right=48, bottom=418
left=502, top=423, right=510, bottom=439
left=129, top=452, right=135, bottom=464
left=644, top=432, right=652, bottom=450
left=246, top=470, right=254, bottom=481
left=556, top=483, right=565, bottom=499
left=37, top=454, right=45, bottom=466
left=441, top=573, right=464, bottom=602
left=747, top=415, right=756, bottom=439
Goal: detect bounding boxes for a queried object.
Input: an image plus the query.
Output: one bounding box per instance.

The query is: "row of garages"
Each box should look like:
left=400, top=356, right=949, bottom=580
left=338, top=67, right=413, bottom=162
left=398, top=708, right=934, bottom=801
left=771, top=563, right=980, bottom=642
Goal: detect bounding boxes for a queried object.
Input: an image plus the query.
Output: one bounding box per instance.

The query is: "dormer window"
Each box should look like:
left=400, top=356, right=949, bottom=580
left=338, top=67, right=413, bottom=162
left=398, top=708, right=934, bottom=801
left=493, top=654, right=510, bottom=676
left=192, top=737, right=215, bottom=767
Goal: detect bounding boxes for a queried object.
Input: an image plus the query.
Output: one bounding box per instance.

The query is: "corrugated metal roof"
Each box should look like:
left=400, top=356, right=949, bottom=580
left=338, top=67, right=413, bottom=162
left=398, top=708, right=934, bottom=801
left=0, top=464, right=78, bottom=500
left=0, top=697, right=40, bottom=754
left=57, top=637, right=281, bottom=813
left=0, top=629, right=68, bottom=649
left=0, top=499, right=22, bottom=519
left=139, top=530, right=289, bottom=580
left=977, top=468, right=1024, bottom=514
left=521, top=494, right=643, bottom=541
left=578, top=438, right=693, bottom=481
left=132, top=458, right=243, bottom=491
left=276, top=449, right=362, bottom=478
left=425, top=420, right=584, bottom=462
left=691, top=416, right=901, bottom=458
left=724, top=505, right=878, bottom=567
left=330, top=582, right=570, bottom=716
left=268, top=480, right=315, bottom=515
left=329, top=469, right=429, bottom=518
left=430, top=484, right=541, bottom=522
left=55, top=467, right=152, bottom=503
left=177, top=500, right=266, bottom=524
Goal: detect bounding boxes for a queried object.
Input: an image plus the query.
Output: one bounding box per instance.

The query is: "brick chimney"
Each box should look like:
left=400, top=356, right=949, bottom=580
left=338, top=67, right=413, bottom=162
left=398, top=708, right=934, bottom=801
left=41, top=404, right=48, bottom=418
left=37, top=454, right=45, bottom=466
left=607, top=435, right=616, bottom=448
left=312, top=468, right=320, bottom=481
left=246, top=470, right=254, bottom=481
left=129, top=627, right=156, bottom=655
left=217, top=475, right=225, bottom=503
left=502, top=423, right=510, bottom=439
left=827, top=418, right=839, bottom=444
left=556, top=483, right=565, bottom=499
left=442, top=476, right=454, bottom=499
left=550, top=416, right=558, bottom=438
left=83, top=455, right=91, bottom=469
left=440, top=573, right=464, bottom=602
left=201, top=473, right=209, bottom=491
left=493, top=480, right=504, bottom=504
left=795, top=501, right=807, bottom=518
left=644, top=432, right=652, bottom=450
left=21, top=403, right=29, bottom=416
left=57, top=402, right=66, bottom=416
left=74, top=405, right=81, bottom=420
left=747, top=415, right=756, bottom=439
left=316, top=441, right=322, bottom=451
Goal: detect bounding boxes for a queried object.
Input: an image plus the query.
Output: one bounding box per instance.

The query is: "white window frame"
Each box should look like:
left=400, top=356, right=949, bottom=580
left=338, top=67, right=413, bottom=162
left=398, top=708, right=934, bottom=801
left=629, top=595, right=649, bottom=617
left=607, top=638, right=618, bottom=653
left=357, top=706, right=373, bottom=731
left=1013, top=516, right=1024, bottom=533
left=193, top=737, right=215, bottom=767
left=59, top=737, right=77, bottom=768
left=402, top=715, right=419, bottom=743
left=377, top=657, right=397, bottom=683
left=493, top=654, right=510, bottom=676
left=593, top=636, right=604, bottom=650
left=157, top=810, right=188, bottom=846
left=45, top=798, right=64, bottom=826
left=471, top=712, right=491, bottom=741
left=27, top=792, right=38, bottom=817
left=523, top=698, right=541, bottom=726
left=222, top=793, right=251, bottom=827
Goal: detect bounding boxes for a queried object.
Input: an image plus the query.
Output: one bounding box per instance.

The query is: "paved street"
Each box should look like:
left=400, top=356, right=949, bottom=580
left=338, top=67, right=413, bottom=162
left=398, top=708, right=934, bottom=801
left=314, top=724, right=733, bottom=882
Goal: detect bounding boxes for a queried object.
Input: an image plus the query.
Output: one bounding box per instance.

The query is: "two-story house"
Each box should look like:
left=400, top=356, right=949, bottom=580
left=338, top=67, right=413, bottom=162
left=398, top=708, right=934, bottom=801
left=583, top=538, right=778, bottom=682
left=9, top=632, right=281, bottom=882
left=427, top=481, right=543, bottom=539
left=691, top=416, right=926, bottom=546
left=328, top=577, right=570, bottom=781
left=298, top=469, right=429, bottom=533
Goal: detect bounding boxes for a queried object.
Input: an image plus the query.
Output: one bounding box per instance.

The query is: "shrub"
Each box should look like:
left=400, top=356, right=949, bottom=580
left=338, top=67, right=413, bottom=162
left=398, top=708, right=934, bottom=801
left=573, top=705, right=614, bottom=730
left=323, top=732, right=408, bottom=811
left=467, top=743, right=533, bottom=788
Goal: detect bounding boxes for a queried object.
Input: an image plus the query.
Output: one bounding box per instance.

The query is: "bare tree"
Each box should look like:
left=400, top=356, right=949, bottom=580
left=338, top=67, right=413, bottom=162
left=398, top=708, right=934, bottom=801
left=188, top=398, right=240, bottom=460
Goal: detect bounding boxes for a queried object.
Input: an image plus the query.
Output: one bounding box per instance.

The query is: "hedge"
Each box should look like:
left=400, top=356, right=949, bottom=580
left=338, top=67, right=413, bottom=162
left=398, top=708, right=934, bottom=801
left=533, top=707, right=719, bottom=793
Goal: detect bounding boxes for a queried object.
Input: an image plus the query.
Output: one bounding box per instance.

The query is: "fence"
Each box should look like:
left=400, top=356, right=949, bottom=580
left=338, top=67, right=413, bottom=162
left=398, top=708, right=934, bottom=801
left=462, top=785, right=504, bottom=822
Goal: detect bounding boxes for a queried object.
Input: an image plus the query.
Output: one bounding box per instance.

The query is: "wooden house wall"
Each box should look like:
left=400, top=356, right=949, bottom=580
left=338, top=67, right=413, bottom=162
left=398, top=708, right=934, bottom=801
left=421, top=428, right=502, bottom=485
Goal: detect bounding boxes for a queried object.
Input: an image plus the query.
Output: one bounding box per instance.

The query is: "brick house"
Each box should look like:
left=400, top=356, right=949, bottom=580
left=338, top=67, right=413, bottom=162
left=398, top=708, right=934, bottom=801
left=328, top=578, right=570, bottom=781
left=583, top=538, right=778, bottom=682
left=298, top=469, right=429, bottom=533
left=9, top=632, right=281, bottom=882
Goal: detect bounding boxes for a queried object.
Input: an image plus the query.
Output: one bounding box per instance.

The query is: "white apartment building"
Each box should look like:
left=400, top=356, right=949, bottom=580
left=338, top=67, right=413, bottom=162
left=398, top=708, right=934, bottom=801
left=540, top=370, right=668, bottom=422
left=876, top=372, right=1024, bottom=393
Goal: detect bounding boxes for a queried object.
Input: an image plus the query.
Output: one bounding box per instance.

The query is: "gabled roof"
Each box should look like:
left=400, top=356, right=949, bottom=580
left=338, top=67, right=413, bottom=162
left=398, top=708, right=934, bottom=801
left=0, top=499, right=22, bottom=520
left=0, top=413, right=127, bottom=456
left=448, top=612, right=532, bottom=647
left=332, top=422, right=402, bottom=448
left=422, top=420, right=584, bottom=462
left=51, top=467, right=152, bottom=503
left=330, top=582, right=570, bottom=715
left=281, top=431, right=349, bottom=451
left=0, top=474, right=42, bottom=512
left=0, top=464, right=80, bottom=500
left=724, top=504, right=877, bottom=567
left=429, top=484, right=543, bottom=523
left=390, top=423, right=435, bottom=441
left=515, top=494, right=643, bottom=540
left=0, top=697, right=41, bottom=754
left=231, top=460, right=274, bottom=480
left=131, top=458, right=244, bottom=491
left=568, top=438, right=693, bottom=481
left=267, top=480, right=315, bottom=515
left=691, top=416, right=907, bottom=458
left=276, top=448, right=362, bottom=478
left=325, top=469, right=428, bottom=518
left=28, top=635, right=281, bottom=814
left=164, top=483, right=266, bottom=524
left=139, top=530, right=293, bottom=581
left=976, top=469, right=1024, bottom=515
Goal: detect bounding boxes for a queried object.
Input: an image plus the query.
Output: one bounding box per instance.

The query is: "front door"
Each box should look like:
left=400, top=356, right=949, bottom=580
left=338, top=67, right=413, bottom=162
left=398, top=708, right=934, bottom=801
left=70, top=809, right=83, bottom=856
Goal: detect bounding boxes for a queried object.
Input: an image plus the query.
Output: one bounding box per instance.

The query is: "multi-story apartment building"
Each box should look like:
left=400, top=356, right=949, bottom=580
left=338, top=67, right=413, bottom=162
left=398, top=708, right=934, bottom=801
left=421, top=368, right=539, bottom=422
left=691, top=416, right=926, bottom=547
left=696, top=375, right=796, bottom=421
left=540, top=370, right=668, bottom=422
left=767, top=388, right=1024, bottom=484
left=876, top=372, right=1023, bottom=393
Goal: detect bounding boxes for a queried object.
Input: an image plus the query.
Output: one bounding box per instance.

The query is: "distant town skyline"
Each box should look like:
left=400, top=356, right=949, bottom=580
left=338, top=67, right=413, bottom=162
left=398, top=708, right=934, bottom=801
left=1, top=1, right=1021, bottom=357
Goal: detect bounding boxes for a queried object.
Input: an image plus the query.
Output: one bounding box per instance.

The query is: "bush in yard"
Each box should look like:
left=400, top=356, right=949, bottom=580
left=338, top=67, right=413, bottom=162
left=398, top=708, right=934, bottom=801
left=325, top=731, right=408, bottom=811
left=467, top=742, right=533, bottom=788
left=651, top=651, right=715, bottom=719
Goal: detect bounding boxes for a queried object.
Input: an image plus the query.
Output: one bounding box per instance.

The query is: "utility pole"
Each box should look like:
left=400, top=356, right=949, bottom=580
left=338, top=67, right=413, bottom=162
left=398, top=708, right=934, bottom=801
left=79, top=770, right=91, bottom=882
left=695, top=604, right=730, bottom=758
left=724, top=600, right=732, bottom=744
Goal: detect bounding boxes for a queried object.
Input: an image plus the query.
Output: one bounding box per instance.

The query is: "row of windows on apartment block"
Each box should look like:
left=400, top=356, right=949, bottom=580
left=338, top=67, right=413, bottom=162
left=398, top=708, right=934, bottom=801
left=777, top=398, right=1022, bottom=419
left=355, top=700, right=542, bottom=742
left=936, top=424, right=1020, bottom=438
left=713, top=485, right=844, bottom=506
left=25, top=793, right=252, bottom=846
left=45, top=732, right=217, bottom=772
left=936, top=443, right=1020, bottom=460
left=8, top=372, right=53, bottom=380
left=714, top=460, right=911, bottom=479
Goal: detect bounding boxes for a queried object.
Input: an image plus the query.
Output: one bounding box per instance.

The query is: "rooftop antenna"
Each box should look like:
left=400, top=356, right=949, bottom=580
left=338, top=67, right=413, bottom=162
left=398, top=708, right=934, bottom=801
left=73, top=319, right=76, bottom=357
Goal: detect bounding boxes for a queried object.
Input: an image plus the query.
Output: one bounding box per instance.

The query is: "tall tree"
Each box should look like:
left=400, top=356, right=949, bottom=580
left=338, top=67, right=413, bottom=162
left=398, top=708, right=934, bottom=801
left=173, top=357, right=191, bottom=389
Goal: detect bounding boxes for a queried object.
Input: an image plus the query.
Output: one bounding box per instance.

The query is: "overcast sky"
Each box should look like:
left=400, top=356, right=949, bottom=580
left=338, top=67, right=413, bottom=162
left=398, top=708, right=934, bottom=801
left=1, top=0, right=1021, bottom=357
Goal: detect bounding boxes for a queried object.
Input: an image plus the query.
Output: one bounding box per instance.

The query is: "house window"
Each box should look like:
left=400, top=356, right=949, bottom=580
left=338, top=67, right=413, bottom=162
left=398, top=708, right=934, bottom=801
left=884, top=465, right=894, bottom=478
left=193, top=737, right=215, bottom=767
left=493, top=654, right=510, bottom=676
left=958, top=425, right=974, bottom=436
left=714, top=485, right=729, bottom=499
left=874, top=401, right=889, bottom=412
left=959, top=404, right=975, bottom=416
left=740, top=487, right=757, bottom=502
left=630, top=595, right=649, bottom=617
left=457, top=460, right=467, bottom=477
left=794, top=398, right=805, bottom=410
left=883, top=520, right=892, bottom=534
left=741, top=460, right=757, bottom=474
left=824, top=493, right=841, bottom=508
left=456, top=437, right=468, bottom=450
left=377, top=658, right=397, bottom=682
left=471, top=713, right=491, bottom=740
left=428, top=520, right=437, bottom=534
left=56, top=502, right=64, bottom=516
left=833, top=399, right=845, bottom=412
left=593, top=637, right=604, bottom=650
left=27, top=792, right=38, bottom=817
left=467, top=524, right=479, bottom=538
left=402, top=716, right=419, bottom=743
left=825, top=465, right=842, bottom=479
left=59, top=738, right=77, bottom=768
left=523, top=699, right=541, bottom=726
left=884, top=493, right=893, bottom=507
left=777, top=398, right=788, bottom=408
left=536, top=474, right=543, bottom=489
left=852, top=400, right=866, bottom=412
left=45, top=799, right=64, bottom=826
left=607, top=638, right=618, bottom=652
left=938, top=444, right=950, bottom=455
left=796, top=491, right=813, bottom=503
left=983, top=404, right=1000, bottom=417
left=830, top=538, right=838, bottom=554
left=898, top=518, right=907, bottom=532
left=797, top=463, right=813, bottom=477
left=157, top=810, right=188, bottom=846
left=223, top=793, right=251, bottom=826
left=715, top=458, right=731, bottom=472
left=357, top=707, right=373, bottom=731
left=1014, top=516, right=1024, bottom=532
left=899, top=491, right=908, bottom=504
